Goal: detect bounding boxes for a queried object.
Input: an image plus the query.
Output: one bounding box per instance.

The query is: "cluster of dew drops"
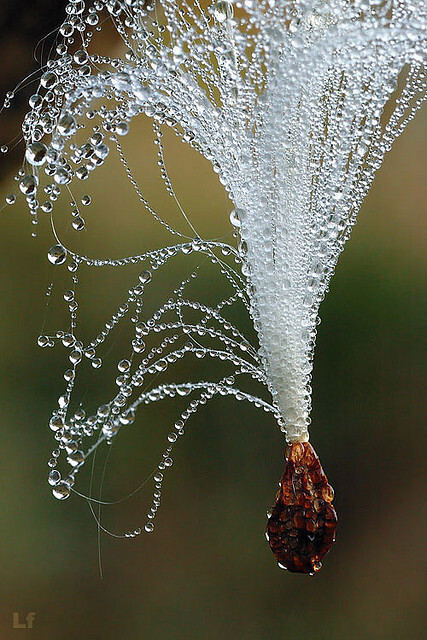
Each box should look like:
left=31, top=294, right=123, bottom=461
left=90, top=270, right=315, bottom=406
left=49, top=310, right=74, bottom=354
left=1, top=0, right=283, bottom=539
left=2, top=0, right=425, bottom=541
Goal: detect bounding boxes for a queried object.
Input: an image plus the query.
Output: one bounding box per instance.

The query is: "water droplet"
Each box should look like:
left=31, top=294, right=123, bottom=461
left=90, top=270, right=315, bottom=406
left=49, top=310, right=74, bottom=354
left=138, top=270, right=152, bottom=284
left=52, top=482, right=71, bottom=500
left=69, top=349, right=82, bottom=364
left=72, top=216, right=85, bottom=230
left=41, top=71, right=57, bottom=89
left=48, top=469, right=61, bottom=485
left=54, top=168, right=71, bottom=184
left=67, top=450, right=85, bottom=467
left=97, top=404, right=110, bottom=418
left=29, top=93, right=42, bottom=108
left=41, top=201, right=53, bottom=213
left=229, top=208, right=244, bottom=228
left=26, top=142, right=48, bottom=166
left=73, top=49, right=88, bottom=65
left=49, top=416, right=64, bottom=432
left=47, top=244, right=67, bottom=265
left=37, top=335, right=50, bottom=347
left=213, top=1, right=234, bottom=23
left=118, top=359, right=131, bottom=372
left=76, top=166, right=89, bottom=180
left=19, top=174, right=38, bottom=195
left=116, top=121, right=129, bottom=136
left=57, top=113, right=77, bottom=136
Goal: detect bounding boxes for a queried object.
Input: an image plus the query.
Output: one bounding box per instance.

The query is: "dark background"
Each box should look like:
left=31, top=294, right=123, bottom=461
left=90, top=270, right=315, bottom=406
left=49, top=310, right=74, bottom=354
left=0, top=3, right=425, bottom=639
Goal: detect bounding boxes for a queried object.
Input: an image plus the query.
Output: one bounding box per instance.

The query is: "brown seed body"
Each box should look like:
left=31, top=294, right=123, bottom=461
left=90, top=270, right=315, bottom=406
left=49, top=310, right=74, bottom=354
left=266, top=442, right=337, bottom=574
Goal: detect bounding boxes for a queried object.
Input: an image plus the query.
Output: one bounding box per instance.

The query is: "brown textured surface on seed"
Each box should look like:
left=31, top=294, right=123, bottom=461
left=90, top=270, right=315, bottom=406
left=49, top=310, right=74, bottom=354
left=266, top=442, right=337, bottom=574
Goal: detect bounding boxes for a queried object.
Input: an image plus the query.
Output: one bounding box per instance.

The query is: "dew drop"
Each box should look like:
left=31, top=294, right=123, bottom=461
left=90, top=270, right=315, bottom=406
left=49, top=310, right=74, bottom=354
left=41, top=71, right=57, bottom=89
left=138, top=270, right=152, bottom=284
left=229, top=208, right=242, bottom=228
left=48, top=469, right=61, bottom=485
left=213, top=1, right=234, bottom=23
left=19, top=174, right=38, bottom=195
left=116, top=121, right=129, bottom=136
left=118, top=359, right=131, bottom=372
left=47, top=244, right=67, bottom=265
left=73, top=49, right=88, bottom=65
left=67, top=450, right=85, bottom=467
left=37, top=335, right=50, bottom=347
left=26, top=142, right=48, bottom=166
left=72, top=216, right=85, bottom=231
left=49, top=416, right=64, bottom=432
left=52, top=482, right=71, bottom=500
left=69, top=349, right=82, bottom=364
left=54, top=168, right=71, bottom=184
left=57, top=113, right=77, bottom=136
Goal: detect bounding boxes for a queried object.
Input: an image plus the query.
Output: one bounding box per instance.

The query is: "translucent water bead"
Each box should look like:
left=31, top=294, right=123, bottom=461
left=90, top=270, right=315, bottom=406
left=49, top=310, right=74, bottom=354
left=213, top=1, right=234, bottom=23
left=57, top=114, right=77, bottom=136
left=25, top=142, right=47, bottom=166
left=52, top=482, right=71, bottom=500
left=47, top=245, right=67, bottom=265
left=19, top=175, right=38, bottom=195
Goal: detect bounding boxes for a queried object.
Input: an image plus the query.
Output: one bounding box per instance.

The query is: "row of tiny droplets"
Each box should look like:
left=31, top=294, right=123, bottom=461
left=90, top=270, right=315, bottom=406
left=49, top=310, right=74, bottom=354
left=0, top=0, right=274, bottom=537
left=43, top=243, right=276, bottom=539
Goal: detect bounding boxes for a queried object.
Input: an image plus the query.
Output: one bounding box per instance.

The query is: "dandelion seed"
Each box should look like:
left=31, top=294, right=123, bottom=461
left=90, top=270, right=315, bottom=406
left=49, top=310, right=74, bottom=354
left=2, top=0, right=425, bottom=572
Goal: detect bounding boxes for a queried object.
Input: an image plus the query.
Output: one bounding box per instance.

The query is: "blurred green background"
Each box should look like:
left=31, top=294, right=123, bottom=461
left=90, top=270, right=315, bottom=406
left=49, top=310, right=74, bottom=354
left=0, top=11, right=426, bottom=639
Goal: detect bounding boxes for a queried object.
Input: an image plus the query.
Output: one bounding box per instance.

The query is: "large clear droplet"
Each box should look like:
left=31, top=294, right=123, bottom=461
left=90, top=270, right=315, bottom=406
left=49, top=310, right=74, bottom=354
left=19, top=174, right=38, bottom=195
left=67, top=450, right=85, bottom=467
left=48, top=470, right=61, bottom=486
left=47, top=244, right=67, bottom=265
left=229, top=208, right=243, bottom=228
left=138, top=270, right=152, bottom=284
left=49, top=416, right=64, bottom=431
left=25, top=142, right=47, bottom=166
left=73, top=50, right=88, bottom=65
left=40, top=71, right=57, bottom=89
left=213, top=1, right=234, bottom=23
left=52, top=482, right=71, bottom=500
left=118, top=359, right=131, bottom=372
left=54, top=168, right=71, bottom=184
left=57, top=113, right=77, bottom=136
